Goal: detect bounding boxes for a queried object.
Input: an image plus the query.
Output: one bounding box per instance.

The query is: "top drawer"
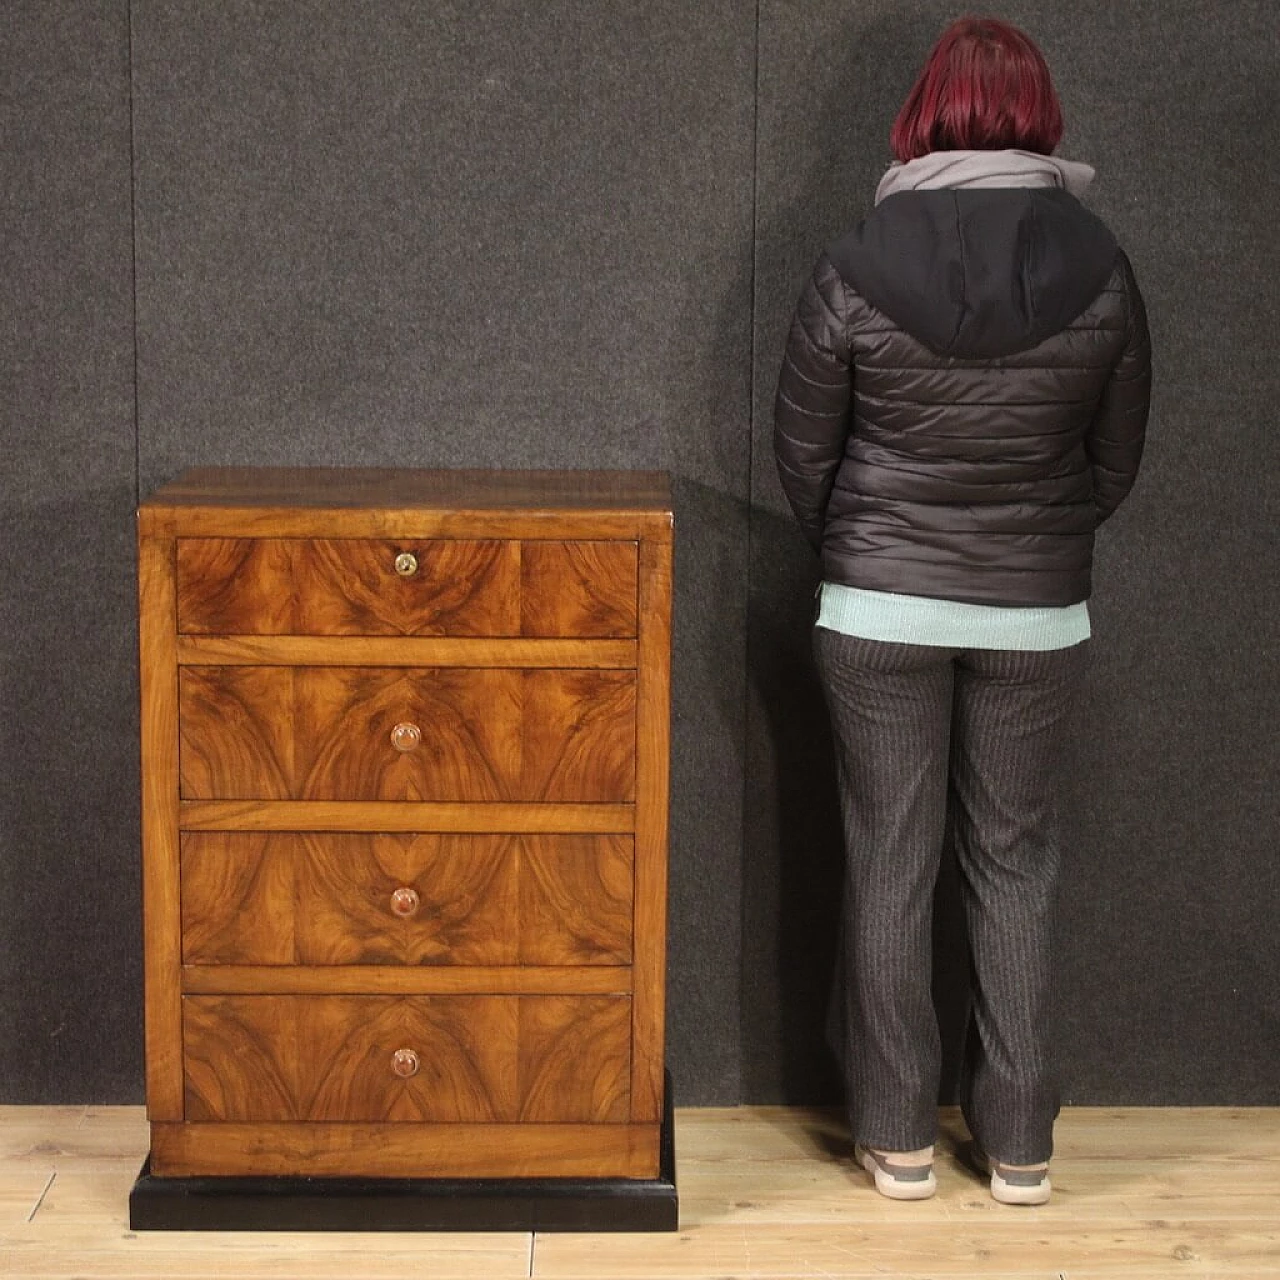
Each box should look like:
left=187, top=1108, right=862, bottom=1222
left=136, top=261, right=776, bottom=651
left=176, top=538, right=637, bottom=638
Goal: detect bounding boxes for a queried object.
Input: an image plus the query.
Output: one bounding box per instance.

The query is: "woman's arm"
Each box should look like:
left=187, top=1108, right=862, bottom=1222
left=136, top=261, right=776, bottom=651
left=1085, top=250, right=1152, bottom=525
left=773, top=254, right=855, bottom=552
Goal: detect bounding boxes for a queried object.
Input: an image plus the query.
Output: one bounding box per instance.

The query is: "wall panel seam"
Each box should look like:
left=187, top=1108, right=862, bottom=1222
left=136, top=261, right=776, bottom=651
left=738, top=0, right=763, bottom=1106
left=127, top=0, right=141, bottom=509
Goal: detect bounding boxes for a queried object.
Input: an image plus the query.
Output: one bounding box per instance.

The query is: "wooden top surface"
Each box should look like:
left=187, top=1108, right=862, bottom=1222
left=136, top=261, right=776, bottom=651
left=140, top=467, right=673, bottom=513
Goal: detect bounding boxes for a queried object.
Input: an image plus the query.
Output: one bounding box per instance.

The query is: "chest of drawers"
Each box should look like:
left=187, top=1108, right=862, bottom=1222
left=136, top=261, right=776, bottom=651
left=131, top=467, right=674, bottom=1229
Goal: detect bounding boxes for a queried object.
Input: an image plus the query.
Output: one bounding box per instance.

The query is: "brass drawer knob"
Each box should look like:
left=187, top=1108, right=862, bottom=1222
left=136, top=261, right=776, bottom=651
left=390, top=887, right=420, bottom=917
left=391, top=1048, right=420, bottom=1079
left=390, top=722, right=422, bottom=752
left=393, top=551, right=419, bottom=577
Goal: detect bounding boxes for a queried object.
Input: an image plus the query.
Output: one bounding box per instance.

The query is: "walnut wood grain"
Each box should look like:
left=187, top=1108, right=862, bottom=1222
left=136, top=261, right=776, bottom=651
left=146, top=507, right=670, bottom=541
left=177, top=537, right=638, bottom=639
left=176, top=635, right=638, bottom=667
left=518, top=996, right=633, bottom=1123
left=178, top=666, right=636, bottom=802
left=182, top=995, right=631, bottom=1123
left=520, top=540, right=638, bottom=637
left=146, top=466, right=672, bottom=511
left=177, top=538, right=519, bottom=636
left=140, top=468, right=673, bottom=541
left=178, top=799, right=636, bottom=832
left=632, top=531, right=673, bottom=1123
left=150, top=1120, right=660, bottom=1178
left=181, top=832, right=633, bottom=966
left=139, top=467, right=672, bottom=1181
left=181, top=965, right=632, bottom=994
left=137, top=535, right=184, bottom=1121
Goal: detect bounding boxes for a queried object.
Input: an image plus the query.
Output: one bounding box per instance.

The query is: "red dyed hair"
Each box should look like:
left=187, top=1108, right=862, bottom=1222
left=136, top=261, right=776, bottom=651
left=890, top=16, right=1064, bottom=162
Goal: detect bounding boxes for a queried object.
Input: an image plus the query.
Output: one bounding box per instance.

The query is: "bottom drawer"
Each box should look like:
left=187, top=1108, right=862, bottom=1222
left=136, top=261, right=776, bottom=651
left=183, top=994, right=631, bottom=1123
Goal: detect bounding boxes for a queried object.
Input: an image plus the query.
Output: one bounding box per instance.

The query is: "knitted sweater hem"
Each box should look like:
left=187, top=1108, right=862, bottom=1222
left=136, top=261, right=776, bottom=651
left=815, top=582, right=1091, bottom=650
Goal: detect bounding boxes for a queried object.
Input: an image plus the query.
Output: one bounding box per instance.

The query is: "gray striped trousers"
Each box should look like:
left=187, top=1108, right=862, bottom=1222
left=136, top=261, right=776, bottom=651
left=812, top=625, right=1092, bottom=1165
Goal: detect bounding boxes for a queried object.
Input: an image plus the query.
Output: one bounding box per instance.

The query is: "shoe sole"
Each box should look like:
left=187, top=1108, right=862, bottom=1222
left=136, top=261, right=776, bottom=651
left=990, top=1167, right=1051, bottom=1205
left=855, top=1146, right=938, bottom=1201
left=972, top=1147, right=1051, bottom=1206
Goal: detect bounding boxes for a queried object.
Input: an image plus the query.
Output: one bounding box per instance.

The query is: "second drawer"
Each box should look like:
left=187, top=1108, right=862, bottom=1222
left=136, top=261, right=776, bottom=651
left=181, top=831, right=634, bottom=966
left=179, top=666, right=637, bottom=801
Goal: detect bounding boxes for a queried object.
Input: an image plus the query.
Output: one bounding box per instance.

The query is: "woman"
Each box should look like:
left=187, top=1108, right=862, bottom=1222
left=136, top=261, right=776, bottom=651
left=774, top=16, right=1151, bottom=1205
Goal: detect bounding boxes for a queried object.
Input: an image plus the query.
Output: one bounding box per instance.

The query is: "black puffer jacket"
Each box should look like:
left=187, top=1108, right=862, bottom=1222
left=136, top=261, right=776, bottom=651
left=773, top=186, right=1151, bottom=606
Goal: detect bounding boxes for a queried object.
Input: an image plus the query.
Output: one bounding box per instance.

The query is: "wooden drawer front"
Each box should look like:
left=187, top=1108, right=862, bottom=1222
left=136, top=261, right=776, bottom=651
left=183, top=995, right=631, bottom=1123
left=176, top=538, right=638, bottom=637
left=179, top=666, right=636, bottom=801
left=181, top=832, right=633, bottom=966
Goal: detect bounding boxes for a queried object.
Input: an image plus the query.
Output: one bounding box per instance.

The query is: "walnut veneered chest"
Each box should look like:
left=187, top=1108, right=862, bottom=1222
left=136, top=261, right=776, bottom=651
left=136, top=467, right=672, bottom=1184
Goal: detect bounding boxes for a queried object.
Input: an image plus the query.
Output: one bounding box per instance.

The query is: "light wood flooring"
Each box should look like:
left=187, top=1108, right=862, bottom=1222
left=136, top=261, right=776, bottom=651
left=1, top=1103, right=1277, bottom=1278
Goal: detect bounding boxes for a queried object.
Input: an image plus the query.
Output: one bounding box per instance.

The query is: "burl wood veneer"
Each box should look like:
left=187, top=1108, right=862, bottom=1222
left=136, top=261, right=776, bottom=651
left=137, top=468, right=672, bottom=1181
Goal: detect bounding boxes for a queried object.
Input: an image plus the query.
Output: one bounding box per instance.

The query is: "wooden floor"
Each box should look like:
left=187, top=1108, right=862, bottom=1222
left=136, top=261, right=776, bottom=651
left=1, top=1104, right=1277, bottom=1278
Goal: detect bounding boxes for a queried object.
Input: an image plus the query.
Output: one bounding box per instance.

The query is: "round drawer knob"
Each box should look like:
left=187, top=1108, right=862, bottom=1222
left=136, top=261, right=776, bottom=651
left=393, top=551, right=419, bottom=577
left=391, top=1048, right=420, bottom=1079
left=390, top=722, right=422, bottom=752
left=390, top=887, right=420, bottom=917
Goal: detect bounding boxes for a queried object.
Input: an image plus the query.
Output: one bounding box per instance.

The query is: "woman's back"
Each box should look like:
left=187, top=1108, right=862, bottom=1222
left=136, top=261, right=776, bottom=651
left=772, top=14, right=1153, bottom=1207
left=773, top=26, right=1151, bottom=618
left=775, top=156, right=1149, bottom=608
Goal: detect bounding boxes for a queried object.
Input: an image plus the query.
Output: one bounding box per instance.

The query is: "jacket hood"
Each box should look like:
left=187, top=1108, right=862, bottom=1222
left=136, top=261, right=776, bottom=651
left=874, top=147, right=1097, bottom=203
left=826, top=184, right=1119, bottom=359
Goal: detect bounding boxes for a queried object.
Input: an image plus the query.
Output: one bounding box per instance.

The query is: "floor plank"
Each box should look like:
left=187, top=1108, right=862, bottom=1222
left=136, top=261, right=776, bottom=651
left=0, top=1239, right=534, bottom=1280
left=1, top=1104, right=1277, bottom=1279
left=530, top=1219, right=1280, bottom=1278
left=0, top=1107, right=142, bottom=1167
left=0, top=1169, right=56, bottom=1227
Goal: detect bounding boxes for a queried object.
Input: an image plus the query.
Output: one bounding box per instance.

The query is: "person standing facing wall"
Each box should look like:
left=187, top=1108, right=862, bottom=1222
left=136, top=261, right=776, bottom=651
left=773, top=16, right=1151, bottom=1205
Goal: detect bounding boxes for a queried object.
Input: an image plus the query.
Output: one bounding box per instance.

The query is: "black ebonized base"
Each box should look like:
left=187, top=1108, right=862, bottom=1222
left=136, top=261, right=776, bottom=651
left=129, top=1068, right=678, bottom=1231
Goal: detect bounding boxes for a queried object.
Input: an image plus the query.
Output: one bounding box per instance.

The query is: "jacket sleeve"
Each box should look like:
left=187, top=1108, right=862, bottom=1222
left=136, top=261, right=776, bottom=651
left=773, top=253, right=854, bottom=552
left=1085, top=250, right=1152, bottom=525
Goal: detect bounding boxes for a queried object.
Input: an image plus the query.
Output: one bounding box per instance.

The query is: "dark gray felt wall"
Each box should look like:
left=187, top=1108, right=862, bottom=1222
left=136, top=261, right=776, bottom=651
left=2, top=1, right=142, bottom=1104
left=3, top=1, right=1276, bottom=1106
left=747, top=0, right=1280, bottom=1107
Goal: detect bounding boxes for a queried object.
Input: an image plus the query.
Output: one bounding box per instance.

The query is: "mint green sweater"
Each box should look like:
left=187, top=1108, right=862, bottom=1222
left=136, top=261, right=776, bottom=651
left=816, top=582, right=1090, bottom=650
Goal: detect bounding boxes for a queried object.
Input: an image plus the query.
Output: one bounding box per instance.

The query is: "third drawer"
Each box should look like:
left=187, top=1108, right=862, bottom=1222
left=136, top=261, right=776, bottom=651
left=181, top=831, right=634, bottom=966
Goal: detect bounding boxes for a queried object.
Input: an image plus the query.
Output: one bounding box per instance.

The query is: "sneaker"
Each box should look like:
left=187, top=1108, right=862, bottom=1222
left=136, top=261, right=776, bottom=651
left=854, top=1143, right=938, bottom=1200
left=971, top=1144, right=1051, bottom=1205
